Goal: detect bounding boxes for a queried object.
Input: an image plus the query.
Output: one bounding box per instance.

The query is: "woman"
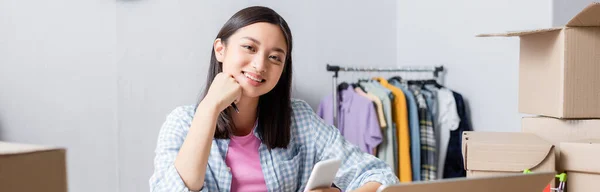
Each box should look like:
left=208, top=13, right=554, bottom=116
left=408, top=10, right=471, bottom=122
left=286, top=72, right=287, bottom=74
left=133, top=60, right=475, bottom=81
left=149, top=6, right=399, bottom=192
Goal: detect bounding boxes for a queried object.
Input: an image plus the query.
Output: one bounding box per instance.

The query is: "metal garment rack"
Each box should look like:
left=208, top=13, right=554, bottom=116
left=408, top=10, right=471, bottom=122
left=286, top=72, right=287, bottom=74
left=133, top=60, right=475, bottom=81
left=326, top=64, right=445, bottom=127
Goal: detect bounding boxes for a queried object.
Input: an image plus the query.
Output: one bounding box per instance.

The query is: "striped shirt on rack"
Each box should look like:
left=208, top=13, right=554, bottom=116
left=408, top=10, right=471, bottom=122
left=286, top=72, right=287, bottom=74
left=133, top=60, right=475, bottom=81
left=411, top=86, right=437, bottom=181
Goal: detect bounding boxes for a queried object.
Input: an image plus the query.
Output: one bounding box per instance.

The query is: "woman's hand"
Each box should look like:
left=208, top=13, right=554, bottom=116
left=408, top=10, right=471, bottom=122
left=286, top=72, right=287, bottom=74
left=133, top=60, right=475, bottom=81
left=309, top=182, right=382, bottom=192
left=202, top=72, right=242, bottom=113
left=308, top=187, right=341, bottom=192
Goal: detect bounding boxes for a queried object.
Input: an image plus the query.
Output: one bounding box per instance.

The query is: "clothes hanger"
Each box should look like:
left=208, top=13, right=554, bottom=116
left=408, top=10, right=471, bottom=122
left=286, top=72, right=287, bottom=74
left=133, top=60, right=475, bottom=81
left=388, top=76, right=402, bottom=83
left=338, top=81, right=349, bottom=92
left=423, top=79, right=444, bottom=89
left=407, top=79, right=423, bottom=85
left=406, top=79, right=427, bottom=90
left=349, top=71, right=363, bottom=90
left=351, top=81, right=366, bottom=93
left=337, top=81, right=350, bottom=102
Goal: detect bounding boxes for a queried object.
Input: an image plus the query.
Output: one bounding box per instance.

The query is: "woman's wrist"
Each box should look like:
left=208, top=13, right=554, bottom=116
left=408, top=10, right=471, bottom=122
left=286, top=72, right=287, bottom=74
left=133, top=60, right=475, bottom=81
left=197, top=98, right=221, bottom=117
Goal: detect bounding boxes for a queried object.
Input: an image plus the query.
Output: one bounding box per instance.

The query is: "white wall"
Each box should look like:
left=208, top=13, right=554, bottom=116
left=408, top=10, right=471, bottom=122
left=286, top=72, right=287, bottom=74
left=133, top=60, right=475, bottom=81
left=396, top=0, right=553, bottom=132
left=117, top=0, right=397, bottom=191
left=552, top=0, right=597, bottom=26
left=0, top=0, right=117, bottom=191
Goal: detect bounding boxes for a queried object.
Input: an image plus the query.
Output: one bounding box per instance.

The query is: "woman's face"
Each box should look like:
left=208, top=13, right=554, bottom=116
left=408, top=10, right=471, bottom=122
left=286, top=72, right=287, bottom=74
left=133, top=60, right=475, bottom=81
left=214, top=22, right=287, bottom=98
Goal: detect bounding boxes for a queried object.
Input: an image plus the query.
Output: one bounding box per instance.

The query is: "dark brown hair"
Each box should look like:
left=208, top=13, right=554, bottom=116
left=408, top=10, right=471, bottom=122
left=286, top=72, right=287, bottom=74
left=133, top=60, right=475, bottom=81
left=197, top=6, right=293, bottom=149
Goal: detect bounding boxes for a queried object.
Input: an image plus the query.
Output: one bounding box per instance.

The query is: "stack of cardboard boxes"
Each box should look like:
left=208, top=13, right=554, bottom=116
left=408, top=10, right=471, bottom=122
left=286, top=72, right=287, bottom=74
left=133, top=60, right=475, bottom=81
left=463, top=2, right=600, bottom=191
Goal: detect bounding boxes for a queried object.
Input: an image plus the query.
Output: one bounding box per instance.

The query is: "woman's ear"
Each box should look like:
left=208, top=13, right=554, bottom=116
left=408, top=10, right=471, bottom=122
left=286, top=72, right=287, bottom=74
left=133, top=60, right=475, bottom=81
left=214, top=38, right=225, bottom=62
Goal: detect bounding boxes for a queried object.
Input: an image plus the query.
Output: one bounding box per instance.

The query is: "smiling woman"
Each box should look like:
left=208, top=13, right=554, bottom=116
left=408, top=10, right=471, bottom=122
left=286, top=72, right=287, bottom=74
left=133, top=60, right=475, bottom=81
left=208, top=14, right=293, bottom=142
left=149, top=6, right=399, bottom=192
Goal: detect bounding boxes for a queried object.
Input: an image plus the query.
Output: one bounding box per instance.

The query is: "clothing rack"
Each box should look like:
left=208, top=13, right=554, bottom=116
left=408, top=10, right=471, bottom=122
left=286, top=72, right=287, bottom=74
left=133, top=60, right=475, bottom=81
left=325, top=64, right=445, bottom=127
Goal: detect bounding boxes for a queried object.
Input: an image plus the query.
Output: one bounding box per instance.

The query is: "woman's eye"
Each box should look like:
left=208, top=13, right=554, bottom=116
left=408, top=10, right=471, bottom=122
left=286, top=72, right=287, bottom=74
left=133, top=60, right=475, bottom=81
left=242, top=45, right=255, bottom=52
left=269, top=55, right=282, bottom=63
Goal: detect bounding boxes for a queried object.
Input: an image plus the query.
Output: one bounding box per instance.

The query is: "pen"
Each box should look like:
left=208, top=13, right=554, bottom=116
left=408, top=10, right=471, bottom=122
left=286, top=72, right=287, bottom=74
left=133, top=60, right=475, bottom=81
left=231, top=103, right=239, bottom=113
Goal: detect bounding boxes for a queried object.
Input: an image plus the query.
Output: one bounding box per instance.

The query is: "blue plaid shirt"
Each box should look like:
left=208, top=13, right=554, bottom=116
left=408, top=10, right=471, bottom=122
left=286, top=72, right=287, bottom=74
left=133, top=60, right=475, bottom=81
left=149, top=99, right=399, bottom=192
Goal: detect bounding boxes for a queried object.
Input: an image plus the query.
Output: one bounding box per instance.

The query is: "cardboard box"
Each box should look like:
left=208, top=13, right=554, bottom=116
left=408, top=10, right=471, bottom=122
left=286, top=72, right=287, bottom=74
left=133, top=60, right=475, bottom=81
left=522, top=116, right=600, bottom=171
left=461, top=132, right=555, bottom=178
left=377, top=172, right=555, bottom=192
left=478, top=2, right=600, bottom=118
left=0, top=141, right=68, bottom=192
left=560, top=140, right=600, bottom=192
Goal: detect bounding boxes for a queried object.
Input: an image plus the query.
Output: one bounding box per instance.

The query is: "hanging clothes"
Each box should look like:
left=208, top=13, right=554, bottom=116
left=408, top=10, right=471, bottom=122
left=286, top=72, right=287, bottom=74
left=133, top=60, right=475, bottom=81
left=354, top=87, right=387, bottom=128
left=354, top=86, right=387, bottom=156
left=317, top=86, right=383, bottom=154
left=434, top=87, right=460, bottom=179
left=420, top=88, right=438, bottom=177
left=373, top=77, right=412, bottom=182
left=318, top=72, right=471, bottom=182
left=422, top=85, right=442, bottom=179
left=374, top=82, right=398, bottom=174
left=360, top=81, right=396, bottom=173
left=410, top=85, right=437, bottom=181
left=369, top=81, right=399, bottom=174
left=422, top=87, right=439, bottom=120
left=355, top=87, right=386, bottom=156
left=443, top=91, right=471, bottom=178
left=389, top=79, right=421, bottom=181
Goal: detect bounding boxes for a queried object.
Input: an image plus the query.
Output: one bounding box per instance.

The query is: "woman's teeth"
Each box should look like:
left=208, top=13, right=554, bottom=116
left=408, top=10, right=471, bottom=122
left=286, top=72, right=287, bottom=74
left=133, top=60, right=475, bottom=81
left=244, top=72, right=264, bottom=83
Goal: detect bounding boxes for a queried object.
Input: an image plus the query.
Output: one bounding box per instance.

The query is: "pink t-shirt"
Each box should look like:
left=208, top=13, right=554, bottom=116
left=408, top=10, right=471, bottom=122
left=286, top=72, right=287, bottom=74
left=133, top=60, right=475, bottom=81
left=225, top=131, right=268, bottom=192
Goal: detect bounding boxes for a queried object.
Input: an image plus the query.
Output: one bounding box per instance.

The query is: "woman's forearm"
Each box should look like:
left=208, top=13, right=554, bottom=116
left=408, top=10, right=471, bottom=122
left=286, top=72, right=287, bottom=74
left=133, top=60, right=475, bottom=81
left=351, top=182, right=382, bottom=192
left=174, top=102, right=220, bottom=191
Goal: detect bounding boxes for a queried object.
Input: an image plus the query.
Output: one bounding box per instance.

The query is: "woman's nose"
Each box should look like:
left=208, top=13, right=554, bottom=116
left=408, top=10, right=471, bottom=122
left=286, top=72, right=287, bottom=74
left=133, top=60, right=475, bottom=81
left=251, top=57, right=267, bottom=73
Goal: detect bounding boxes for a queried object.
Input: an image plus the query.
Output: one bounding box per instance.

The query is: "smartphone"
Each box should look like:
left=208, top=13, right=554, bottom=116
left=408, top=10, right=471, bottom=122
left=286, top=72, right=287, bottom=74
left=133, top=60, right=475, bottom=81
left=304, top=158, right=342, bottom=192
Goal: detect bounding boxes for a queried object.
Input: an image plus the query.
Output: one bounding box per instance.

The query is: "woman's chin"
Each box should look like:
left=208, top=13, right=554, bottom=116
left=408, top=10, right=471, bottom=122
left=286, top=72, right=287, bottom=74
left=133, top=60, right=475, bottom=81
left=241, top=88, right=268, bottom=98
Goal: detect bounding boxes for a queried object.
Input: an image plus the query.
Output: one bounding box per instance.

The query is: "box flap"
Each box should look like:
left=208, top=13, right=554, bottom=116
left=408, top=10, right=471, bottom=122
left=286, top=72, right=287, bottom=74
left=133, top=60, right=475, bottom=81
left=462, top=132, right=554, bottom=172
left=522, top=117, right=600, bottom=171
left=560, top=140, right=600, bottom=174
left=0, top=141, right=61, bottom=156
left=566, top=2, right=600, bottom=27
left=477, top=27, right=563, bottom=37
left=379, top=172, right=555, bottom=192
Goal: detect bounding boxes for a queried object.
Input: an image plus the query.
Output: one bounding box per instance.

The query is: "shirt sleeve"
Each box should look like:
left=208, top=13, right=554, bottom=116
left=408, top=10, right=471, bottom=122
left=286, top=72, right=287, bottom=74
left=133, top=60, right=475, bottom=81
left=439, top=88, right=461, bottom=131
left=364, top=102, right=383, bottom=154
left=317, top=99, right=325, bottom=119
left=149, top=106, right=206, bottom=192
left=317, top=96, right=334, bottom=125
left=303, top=101, right=400, bottom=190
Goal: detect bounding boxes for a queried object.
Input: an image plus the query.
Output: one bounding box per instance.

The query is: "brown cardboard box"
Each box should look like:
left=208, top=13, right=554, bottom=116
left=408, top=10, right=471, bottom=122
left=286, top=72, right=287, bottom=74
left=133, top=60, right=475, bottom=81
left=461, top=132, right=555, bottom=178
left=521, top=116, right=600, bottom=171
left=378, top=172, right=555, bottom=192
left=0, top=141, right=68, bottom=192
left=478, top=2, right=600, bottom=118
left=560, top=140, right=600, bottom=192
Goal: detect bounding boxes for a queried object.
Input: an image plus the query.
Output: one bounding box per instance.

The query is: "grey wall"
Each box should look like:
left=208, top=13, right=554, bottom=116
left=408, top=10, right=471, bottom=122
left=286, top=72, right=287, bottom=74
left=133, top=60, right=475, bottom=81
left=1, top=0, right=595, bottom=191
left=396, top=0, right=553, bottom=132
left=553, top=0, right=597, bottom=26
left=0, top=0, right=118, bottom=191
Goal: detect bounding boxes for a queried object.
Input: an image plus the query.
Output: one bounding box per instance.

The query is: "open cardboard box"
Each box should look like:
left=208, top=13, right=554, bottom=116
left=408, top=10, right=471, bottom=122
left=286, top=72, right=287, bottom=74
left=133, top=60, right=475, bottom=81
left=522, top=116, right=600, bottom=172
left=377, top=171, right=555, bottom=192
left=561, top=140, right=600, bottom=192
left=461, top=131, right=555, bottom=188
left=0, top=141, right=68, bottom=192
left=478, top=2, right=600, bottom=118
